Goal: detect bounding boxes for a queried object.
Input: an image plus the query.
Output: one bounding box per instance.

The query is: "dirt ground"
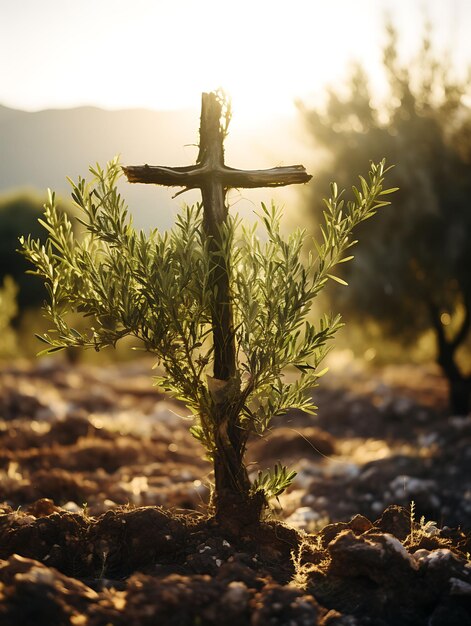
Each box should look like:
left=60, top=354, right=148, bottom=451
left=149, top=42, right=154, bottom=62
left=0, top=358, right=470, bottom=625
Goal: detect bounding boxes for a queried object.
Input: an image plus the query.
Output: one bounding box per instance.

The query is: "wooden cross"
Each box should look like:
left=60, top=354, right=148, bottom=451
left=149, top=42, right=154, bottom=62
left=123, top=91, right=311, bottom=386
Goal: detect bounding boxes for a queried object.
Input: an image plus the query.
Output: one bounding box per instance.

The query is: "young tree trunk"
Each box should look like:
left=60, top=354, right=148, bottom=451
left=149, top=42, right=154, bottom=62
left=211, top=407, right=265, bottom=530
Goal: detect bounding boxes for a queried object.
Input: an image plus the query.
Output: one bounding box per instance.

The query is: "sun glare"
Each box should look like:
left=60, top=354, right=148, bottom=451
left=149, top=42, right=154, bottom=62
left=1, top=0, right=469, bottom=119
left=118, top=0, right=386, bottom=126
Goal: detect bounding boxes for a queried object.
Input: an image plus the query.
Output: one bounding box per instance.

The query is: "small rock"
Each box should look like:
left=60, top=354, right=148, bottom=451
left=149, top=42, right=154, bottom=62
left=61, top=501, right=82, bottom=513
left=26, top=498, right=58, bottom=518
left=375, top=505, right=411, bottom=540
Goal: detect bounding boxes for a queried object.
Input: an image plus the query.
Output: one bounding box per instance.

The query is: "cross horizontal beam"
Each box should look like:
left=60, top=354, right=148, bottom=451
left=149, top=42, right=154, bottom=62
left=122, top=163, right=311, bottom=190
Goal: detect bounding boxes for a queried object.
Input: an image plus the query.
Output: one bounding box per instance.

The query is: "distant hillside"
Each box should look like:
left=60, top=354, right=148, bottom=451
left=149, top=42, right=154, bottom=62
left=0, top=103, right=310, bottom=230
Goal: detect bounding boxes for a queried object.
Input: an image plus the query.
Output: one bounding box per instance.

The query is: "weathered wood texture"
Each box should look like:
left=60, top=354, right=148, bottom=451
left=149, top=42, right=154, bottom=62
left=122, top=163, right=312, bottom=189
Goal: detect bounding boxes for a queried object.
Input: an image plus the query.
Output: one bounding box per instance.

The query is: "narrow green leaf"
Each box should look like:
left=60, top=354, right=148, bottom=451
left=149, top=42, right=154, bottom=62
left=327, top=274, right=348, bottom=286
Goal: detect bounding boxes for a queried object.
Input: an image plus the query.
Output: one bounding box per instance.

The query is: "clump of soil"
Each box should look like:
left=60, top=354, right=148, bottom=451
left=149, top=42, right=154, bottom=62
left=0, top=359, right=470, bottom=624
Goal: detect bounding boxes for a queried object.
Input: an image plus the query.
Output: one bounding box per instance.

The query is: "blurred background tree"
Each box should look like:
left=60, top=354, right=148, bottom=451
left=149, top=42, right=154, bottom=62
left=300, top=23, right=471, bottom=414
left=0, top=191, right=76, bottom=358
left=0, top=190, right=74, bottom=312
left=0, top=191, right=53, bottom=312
left=0, top=276, right=18, bottom=358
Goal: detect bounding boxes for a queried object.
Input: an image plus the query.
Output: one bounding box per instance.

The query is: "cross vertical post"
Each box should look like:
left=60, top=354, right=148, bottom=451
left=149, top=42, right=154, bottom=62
left=197, top=93, right=236, bottom=382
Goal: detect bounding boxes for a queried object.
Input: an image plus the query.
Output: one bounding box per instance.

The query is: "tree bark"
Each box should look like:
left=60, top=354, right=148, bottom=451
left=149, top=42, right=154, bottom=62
left=436, top=335, right=470, bottom=414
left=448, top=377, right=471, bottom=415
left=212, top=415, right=264, bottom=529
left=428, top=299, right=471, bottom=415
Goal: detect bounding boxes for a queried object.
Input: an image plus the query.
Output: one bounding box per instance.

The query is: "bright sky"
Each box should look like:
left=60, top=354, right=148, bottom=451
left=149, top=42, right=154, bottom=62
left=1, top=0, right=470, bottom=123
